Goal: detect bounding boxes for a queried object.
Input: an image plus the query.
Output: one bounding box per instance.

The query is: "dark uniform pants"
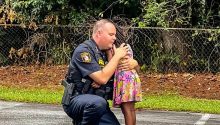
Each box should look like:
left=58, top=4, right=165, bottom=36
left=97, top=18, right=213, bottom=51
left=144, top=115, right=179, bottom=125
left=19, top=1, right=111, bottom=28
left=63, top=94, right=120, bottom=125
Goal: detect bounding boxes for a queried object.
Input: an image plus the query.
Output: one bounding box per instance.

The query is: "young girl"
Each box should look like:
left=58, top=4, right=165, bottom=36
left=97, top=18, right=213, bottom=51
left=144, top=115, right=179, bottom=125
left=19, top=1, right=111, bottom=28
left=112, top=43, right=142, bottom=125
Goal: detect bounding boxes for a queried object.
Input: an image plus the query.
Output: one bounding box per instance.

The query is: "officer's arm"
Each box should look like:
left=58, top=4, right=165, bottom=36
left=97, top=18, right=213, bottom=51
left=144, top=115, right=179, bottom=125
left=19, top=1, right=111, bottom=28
left=89, top=52, right=122, bottom=85
left=89, top=44, right=128, bottom=85
left=118, top=56, right=139, bottom=71
left=106, top=47, right=138, bottom=71
left=128, top=58, right=140, bottom=72
left=131, top=59, right=140, bottom=71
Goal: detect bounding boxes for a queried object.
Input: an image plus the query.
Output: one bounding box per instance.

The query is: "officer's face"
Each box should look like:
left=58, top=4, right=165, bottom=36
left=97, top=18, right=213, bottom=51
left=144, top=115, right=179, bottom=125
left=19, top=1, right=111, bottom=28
left=99, top=23, right=116, bottom=50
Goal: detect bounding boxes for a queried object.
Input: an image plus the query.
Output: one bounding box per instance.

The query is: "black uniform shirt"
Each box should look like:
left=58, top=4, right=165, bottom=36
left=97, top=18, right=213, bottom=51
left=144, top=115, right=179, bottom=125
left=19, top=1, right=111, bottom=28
left=71, top=39, right=107, bottom=77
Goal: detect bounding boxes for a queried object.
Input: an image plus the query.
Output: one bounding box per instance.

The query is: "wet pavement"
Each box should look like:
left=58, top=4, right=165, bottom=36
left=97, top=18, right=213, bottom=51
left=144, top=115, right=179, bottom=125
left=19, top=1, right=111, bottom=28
left=0, top=100, right=220, bottom=125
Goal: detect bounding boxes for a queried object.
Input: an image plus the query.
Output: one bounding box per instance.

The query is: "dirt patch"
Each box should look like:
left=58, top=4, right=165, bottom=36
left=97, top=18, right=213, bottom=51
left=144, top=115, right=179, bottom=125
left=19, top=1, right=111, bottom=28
left=0, top=65, right=67, bottom=90
left=140, top=73, right=220, bottom=100
left=1, top=65, right=220, bottom=100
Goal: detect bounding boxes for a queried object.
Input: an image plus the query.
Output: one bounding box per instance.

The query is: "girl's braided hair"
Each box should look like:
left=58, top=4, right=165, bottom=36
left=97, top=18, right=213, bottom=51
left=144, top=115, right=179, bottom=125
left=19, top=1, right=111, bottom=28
left=114, top=25, right=127, bottom=47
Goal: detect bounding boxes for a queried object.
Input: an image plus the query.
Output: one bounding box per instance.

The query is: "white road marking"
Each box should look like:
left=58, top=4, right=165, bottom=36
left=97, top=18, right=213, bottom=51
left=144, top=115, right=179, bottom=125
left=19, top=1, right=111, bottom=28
left=194, top=114, right=211, bottom=125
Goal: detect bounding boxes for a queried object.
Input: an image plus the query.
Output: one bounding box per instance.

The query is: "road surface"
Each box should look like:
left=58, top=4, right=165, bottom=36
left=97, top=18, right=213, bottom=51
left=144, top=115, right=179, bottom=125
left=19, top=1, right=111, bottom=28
left=0, top=101, right=219, bottom=125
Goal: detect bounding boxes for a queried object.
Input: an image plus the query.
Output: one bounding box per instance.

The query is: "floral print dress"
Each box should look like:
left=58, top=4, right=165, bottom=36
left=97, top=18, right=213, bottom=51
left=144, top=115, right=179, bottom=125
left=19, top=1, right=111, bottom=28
left=113, top=44, right=142, bottom=107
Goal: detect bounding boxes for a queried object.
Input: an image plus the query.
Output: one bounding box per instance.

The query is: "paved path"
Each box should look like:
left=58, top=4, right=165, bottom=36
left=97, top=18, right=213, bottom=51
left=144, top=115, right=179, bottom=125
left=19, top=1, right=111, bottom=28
left=0, top=100, right=220, bottom=125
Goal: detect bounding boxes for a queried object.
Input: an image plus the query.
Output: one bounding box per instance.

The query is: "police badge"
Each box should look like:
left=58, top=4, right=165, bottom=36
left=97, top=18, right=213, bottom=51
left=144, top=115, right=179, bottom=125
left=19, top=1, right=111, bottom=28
left=80, top=52, right=91, bottom=63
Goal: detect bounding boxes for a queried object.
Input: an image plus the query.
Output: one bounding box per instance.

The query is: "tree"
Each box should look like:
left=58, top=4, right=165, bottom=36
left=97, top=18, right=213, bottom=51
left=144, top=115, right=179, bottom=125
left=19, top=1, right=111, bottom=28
left=135, top=0, right=220, bottom=28
left=3, top=0, right=141, bottom=26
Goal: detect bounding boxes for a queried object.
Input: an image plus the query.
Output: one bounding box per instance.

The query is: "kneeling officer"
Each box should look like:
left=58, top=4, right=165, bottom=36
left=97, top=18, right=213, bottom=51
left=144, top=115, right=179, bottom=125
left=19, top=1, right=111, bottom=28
left=62, top=19, right=136, bottom=125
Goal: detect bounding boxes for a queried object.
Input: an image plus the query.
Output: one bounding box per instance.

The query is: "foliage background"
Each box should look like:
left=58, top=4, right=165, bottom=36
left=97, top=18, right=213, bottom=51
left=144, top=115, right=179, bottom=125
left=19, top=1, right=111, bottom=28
left=1, top=0, right=218, bottom=28
left=0, top=0, right=219, bottom=73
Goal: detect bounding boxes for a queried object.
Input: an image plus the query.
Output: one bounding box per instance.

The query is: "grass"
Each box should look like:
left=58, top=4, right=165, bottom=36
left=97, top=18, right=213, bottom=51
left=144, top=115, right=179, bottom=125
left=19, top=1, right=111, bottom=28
left=1, top=85, right=220, bottom=114
left=135, top=94, right=220, bottom=114
left=0, top=85, right=63, bottom=104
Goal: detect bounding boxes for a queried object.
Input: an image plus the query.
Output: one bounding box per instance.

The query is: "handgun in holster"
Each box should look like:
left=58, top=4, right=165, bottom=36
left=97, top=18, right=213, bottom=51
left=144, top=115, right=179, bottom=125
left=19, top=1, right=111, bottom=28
left=61, top=79, right=75, bottom=106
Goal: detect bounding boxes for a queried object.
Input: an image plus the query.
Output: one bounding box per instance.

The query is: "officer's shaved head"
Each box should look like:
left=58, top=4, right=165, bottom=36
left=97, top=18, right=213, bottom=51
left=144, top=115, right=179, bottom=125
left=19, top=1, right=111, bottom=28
left=92, top=19, right=116, bottom=50
left=92, top=19, right=114, bottom=34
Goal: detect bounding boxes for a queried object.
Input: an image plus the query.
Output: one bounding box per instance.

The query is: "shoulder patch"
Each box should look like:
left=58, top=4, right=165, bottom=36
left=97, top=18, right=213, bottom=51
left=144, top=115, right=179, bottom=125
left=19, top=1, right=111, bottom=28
left=80, top=52, right=91, bottom=63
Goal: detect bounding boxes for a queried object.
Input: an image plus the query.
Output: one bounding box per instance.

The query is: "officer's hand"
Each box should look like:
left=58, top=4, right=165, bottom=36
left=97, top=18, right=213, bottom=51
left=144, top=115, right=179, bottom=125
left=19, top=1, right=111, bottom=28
left=118, top=56, right=138, bottom=71
left=91, top=82, right=101, bottom=88
left=113, top=43, right=129, bottom=59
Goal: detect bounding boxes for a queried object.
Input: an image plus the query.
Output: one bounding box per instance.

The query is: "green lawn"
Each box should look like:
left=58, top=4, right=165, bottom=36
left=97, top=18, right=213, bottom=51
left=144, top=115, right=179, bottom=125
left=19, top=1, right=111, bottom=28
left=135, top=94, right=220, bottom=114
left=0, top=85, right=63, bottom=104
left=1, top=85, right=220, bottom=114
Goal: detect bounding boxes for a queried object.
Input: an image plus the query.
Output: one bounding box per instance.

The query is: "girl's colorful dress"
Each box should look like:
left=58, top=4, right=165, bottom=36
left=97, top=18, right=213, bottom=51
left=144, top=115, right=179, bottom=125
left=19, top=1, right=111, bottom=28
left=113, top=44, right=142, bottom=107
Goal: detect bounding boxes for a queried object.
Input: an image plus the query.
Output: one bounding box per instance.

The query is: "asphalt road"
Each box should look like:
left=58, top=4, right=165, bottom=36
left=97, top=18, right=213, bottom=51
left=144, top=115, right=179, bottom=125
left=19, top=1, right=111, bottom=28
left=0, top=100, right=220, bottom=125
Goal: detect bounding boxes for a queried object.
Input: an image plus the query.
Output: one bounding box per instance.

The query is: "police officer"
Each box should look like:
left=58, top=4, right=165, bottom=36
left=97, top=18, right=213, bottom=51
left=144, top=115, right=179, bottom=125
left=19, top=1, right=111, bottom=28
left=62, top=19, right=138, bottom=125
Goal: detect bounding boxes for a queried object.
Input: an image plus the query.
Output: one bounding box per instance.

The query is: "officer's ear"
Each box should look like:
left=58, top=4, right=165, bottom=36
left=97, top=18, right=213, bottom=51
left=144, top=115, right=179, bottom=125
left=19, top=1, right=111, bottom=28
left=97, top=29, right=103, bottom=37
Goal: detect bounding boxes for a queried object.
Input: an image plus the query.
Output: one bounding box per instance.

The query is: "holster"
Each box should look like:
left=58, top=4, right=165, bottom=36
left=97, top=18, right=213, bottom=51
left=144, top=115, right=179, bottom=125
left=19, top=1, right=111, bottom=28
left=61, top=80, right=75, bottom=106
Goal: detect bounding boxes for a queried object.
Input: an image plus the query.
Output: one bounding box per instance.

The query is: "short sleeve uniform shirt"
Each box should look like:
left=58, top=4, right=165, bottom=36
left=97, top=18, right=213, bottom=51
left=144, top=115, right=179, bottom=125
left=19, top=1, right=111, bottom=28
left=71, top=40, right=107, bottom=77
